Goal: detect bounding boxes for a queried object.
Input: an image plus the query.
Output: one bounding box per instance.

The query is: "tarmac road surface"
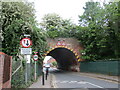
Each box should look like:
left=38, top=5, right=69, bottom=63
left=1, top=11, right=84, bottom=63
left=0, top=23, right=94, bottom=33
left=51, top=70, right=119, bottom=89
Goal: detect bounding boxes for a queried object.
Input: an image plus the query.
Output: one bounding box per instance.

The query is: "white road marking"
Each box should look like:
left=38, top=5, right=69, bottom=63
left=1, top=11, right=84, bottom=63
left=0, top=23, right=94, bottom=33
left=60, top=81, right=69, bottom=83
left=78, top=81, right=87, bottom=84
left=87, top=82, right=104, bottom=88
left=55, top=80, right=60, bottom=83
left=69, top=81, right=78, bottom=83
left=55, top=80, right=104, bottom=88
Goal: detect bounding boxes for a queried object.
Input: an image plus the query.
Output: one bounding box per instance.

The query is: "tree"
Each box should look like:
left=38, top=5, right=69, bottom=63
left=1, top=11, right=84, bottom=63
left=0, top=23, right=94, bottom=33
left=103, top=2, right=120, bottom=58
left=2, top=1, right=47, bottom=57
left=40, top=13, right=77, bottom=38
left=40, top=13, right=62, bottom=31
left=77, top=2, right=120, bottom=60
left=77, top=2, right=104, bottom=60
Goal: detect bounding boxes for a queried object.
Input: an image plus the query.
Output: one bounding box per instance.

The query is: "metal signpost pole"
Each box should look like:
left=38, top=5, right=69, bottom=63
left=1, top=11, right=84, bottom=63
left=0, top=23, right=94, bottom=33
left=25, top=55, right=28, bottom=84
left=27, top=55, right=31, bottom=82
left=35, top=61, right=37, bottom=80
left=20, top=34, right=32, bottom=84
left=33, top=52, right=38, bottom=81
left=24, top=55, right=31, bottom=84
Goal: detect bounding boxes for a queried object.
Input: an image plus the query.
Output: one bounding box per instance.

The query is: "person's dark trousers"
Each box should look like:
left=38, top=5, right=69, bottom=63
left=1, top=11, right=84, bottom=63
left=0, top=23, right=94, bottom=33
left=46, top=67, right=50, bottom=75
left=45, top=67, right=50, bottom=80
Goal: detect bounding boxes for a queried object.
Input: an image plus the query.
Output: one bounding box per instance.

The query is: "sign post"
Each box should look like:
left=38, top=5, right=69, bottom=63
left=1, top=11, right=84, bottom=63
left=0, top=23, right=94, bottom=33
left=20, top=36, right=32, bottom=84
left=33, top=52, right=38, bottom=80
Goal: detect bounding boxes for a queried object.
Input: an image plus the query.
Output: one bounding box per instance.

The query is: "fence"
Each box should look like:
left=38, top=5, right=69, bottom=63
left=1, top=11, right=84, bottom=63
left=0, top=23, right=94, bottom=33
left=11, top=57, right=42, bottom=88
left=0, top=52, right=12, bottom=89
left=80, top=60, right=120, bottom=76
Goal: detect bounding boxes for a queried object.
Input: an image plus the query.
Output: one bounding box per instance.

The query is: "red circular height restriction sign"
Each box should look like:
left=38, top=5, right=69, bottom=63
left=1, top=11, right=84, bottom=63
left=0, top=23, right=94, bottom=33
left=20, top=38, right=32, bottom=48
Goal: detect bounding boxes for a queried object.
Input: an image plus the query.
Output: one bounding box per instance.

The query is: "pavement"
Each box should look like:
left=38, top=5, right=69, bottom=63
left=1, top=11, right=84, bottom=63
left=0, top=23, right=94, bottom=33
left=29, top=71, right=119, bottom=88
left=29, top=73, right=54, bottom=88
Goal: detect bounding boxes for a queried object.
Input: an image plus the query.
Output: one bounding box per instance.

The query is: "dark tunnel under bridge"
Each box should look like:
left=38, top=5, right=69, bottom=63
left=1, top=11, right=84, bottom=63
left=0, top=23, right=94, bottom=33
left=47, top=47, right=78, bottom=70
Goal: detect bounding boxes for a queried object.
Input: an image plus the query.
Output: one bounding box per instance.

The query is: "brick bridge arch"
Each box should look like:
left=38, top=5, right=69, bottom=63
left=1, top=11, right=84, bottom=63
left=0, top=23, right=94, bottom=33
left=45, top=38, right=84, bottom=71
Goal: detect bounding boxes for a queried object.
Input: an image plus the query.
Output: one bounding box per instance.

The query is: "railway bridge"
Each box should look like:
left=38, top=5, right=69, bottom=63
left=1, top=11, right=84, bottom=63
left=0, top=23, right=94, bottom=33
left=45, top=38, right=84, bottom=71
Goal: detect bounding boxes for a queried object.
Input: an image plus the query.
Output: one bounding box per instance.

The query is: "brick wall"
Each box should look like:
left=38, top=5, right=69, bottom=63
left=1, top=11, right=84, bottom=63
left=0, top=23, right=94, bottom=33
left=47, top=38, right=83, bottom=56
left=0, top=52, right=12, bottom=89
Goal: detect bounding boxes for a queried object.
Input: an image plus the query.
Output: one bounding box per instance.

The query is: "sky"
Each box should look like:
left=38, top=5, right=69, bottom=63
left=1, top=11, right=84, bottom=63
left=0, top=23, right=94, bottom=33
left=28, top=0, right=108, bottom=25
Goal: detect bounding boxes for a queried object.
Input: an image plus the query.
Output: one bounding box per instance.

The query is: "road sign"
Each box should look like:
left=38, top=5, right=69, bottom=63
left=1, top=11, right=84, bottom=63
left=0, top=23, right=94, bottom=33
left=56, top=41, right=61, bottom=46
left=61, top=41, right=66, bottom=46
left=20, top=38, right=32, bottom=48
left=33, top=54, right=38, bottom=61
left=56, top=41, right=66, bottom=46
left=21, top=48, right=32, bottom=54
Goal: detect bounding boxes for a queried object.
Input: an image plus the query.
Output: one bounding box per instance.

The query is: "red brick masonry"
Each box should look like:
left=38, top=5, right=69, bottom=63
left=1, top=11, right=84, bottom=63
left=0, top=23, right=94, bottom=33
left=0, top=52, right=12, bottom=89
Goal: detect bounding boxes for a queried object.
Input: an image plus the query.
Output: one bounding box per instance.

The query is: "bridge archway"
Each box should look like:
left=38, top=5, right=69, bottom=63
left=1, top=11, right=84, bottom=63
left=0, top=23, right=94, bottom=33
left=45, top=46, right=80, bottom=70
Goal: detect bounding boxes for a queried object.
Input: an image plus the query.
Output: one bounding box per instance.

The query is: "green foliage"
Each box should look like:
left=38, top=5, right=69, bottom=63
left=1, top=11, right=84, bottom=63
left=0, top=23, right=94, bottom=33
left=11, top=58, right=26, bottom=88
left=2, top=1, right=47, bottom=57
left=76, top=2, right=120, bottom=60
left=11, top=67, right=26, bottom=88
left=52, top=61, right=57, bottom=66
left=40, top=2, right=120, bottom=60
left=11, top=60, right=36, bottom=88
left=2, top=1, right=47, bottom=88
left=40, top=13, right=77, bottom=38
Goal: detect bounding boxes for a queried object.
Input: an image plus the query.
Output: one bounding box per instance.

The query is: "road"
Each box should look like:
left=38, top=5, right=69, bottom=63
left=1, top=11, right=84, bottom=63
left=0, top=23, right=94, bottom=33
left=50, top=69, right=119, bottom=89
